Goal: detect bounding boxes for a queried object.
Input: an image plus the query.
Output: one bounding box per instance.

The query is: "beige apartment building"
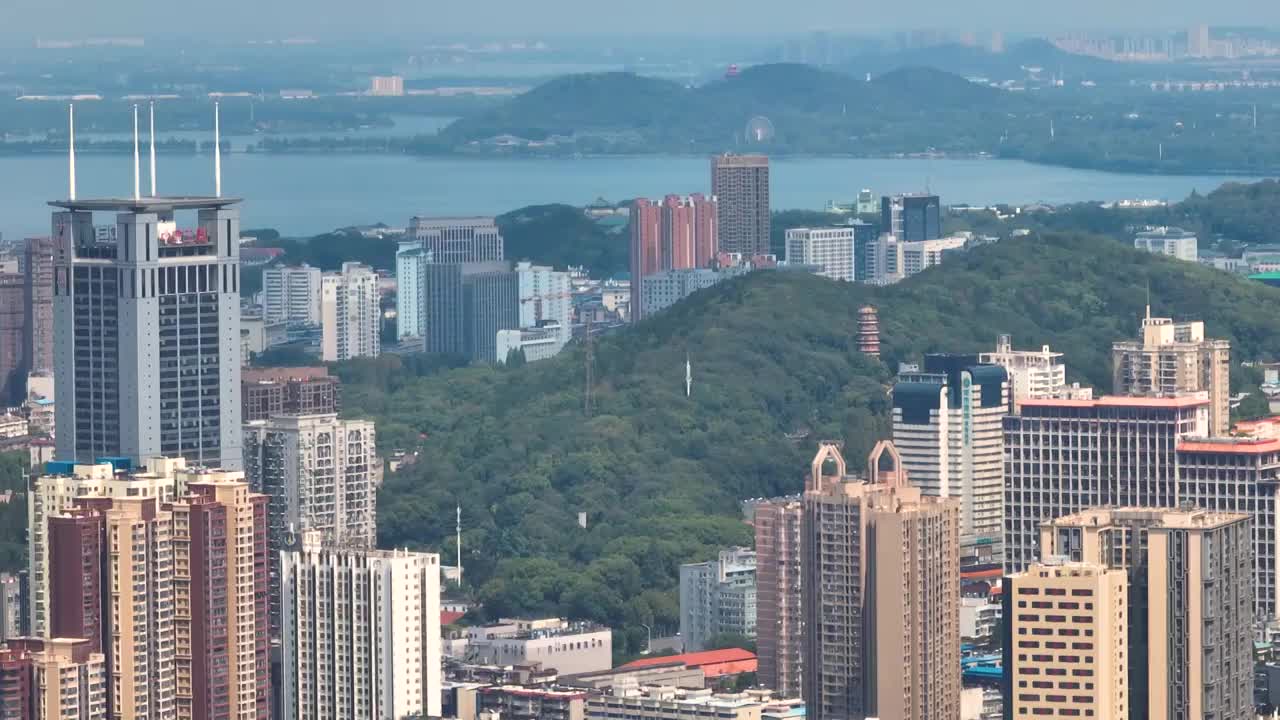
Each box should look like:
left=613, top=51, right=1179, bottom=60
left=1005, top=563, right=1128, bottom=720
left=33, top=638, right=108, bottom=720
left=1038, top=508, right=1253, bottom=720
left=801, top=441, right=960, bottom=720
left=1112, top=311, right=1230, bottom=435
left=28, top=456, right=190, bottom=637
left=752, top=498, right=803, bottom=698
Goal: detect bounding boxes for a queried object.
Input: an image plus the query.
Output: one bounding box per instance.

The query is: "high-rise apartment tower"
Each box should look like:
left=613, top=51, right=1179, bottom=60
left=711, top=154, right=769, bottom=257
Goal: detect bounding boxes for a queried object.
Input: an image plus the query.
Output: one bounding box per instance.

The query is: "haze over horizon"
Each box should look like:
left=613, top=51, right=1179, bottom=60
left=4, top=0, right=1280, bottom=41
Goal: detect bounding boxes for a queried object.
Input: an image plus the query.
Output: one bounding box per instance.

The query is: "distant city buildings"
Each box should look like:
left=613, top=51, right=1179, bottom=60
left=320, top=262, right=381, bottom=361
left=629, top=195, right=719, bottom=322
left=881, top=193, right=941, bottom=242
left=753, top=497, right=803, bottom=698
left=369, top=75, right=406, bottom=96
left=0, top=272, right=24, bottom=401
left=262, top=264, right=322, bottom=325
left=1134, top=226, right=1198, bottom=262
left=515, top=260, right=572, bottom=353
left=892, top=354, right=1008, bottom=565
left=1112, top=311, right=1230, bottom=436
left=711, top=154, right=770, bottom=257
left=802, top=441, right=960, bottom=720
left=280, top=532, right=442, bottom=719
left=23, top=236, right=56, bottom=379
left=408, top=216, right=504, bottom=264
left=678, top=548, right=757, bottom=652
left=784, top=228, right=855, bottom=282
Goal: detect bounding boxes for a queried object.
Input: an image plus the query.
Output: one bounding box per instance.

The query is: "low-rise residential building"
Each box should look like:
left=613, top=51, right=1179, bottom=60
left=678, top=548, right=757, bottom=652
left=586, top=687, right=795, bottom=720
left=1134, top=226, right=1198, bottom=262
left=461, top=619, right=612, bottom=676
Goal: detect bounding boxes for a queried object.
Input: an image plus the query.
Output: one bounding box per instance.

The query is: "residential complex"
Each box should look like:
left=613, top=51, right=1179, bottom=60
left=802, top=441, right=960, bottom=720
left=1034, top=508, right=1253, bottom=720
left=0, top=638, right=107, bottom=720
left=320, top=262, right=380, bottom=361
left=262, top=264, right=322, bottom=325
left=678, top=548, right=757, bottom=652
left=242, top=412, right=378, bottom=634
left=240, top=366, right=339, bottom=422
left=784, top=227, right=855, bottom=282
left=1134, top=226, right=1198, bottom=262
left=892, top=354, right=1008, bottom=564
left=753, top=497, right=803, bottom=698
left=51, top=196, right=243, bottom=470
left=280, top=533, right=443, bottom=720
left=516, top=261, right=573, bottom=346
left=711, top=154, right=769, bottom=257
left=1112, top=311, right=1230, bottom=435
left=586, top=687, right=800, bottom=720
left=629, top=195, right=719, bottom=321
left=881, top=193, right=941, bottom=242
left=978, top=334, right=1092, bottom=412
left=395, top=240, right=428, bottom=339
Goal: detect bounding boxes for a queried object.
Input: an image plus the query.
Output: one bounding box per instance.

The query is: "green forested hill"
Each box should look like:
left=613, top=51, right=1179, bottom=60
left=343, top=232, right=1280, bottom=656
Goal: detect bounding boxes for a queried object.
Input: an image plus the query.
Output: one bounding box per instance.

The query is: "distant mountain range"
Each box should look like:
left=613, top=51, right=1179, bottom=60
left=840, top=39, right=1183, bottom=83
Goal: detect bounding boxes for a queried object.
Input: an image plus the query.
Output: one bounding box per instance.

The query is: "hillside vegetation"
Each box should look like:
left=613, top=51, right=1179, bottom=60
left=338, top=233, right=1280, bottom=656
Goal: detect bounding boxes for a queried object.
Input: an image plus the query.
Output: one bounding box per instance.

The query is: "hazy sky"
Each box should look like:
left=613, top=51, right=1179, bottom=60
left=6, top=0, right=1280, bottom=38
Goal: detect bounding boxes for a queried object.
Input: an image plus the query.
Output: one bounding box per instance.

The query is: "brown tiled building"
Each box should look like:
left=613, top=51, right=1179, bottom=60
left=753, top=498, right=802, bottom=698
left=710, top=154, right=770, bottom=257
left=240, top=366, right=338, bottom=422
left=801, top=441, right=960, bottom=720
left=0, top=272, right=25, bottom=403
left=24, top=237, right=56, bottom=377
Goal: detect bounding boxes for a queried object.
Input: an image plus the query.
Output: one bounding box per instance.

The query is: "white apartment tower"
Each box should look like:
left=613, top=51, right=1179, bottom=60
left=892, top=354, right=1008, bottom=564
left=262, top=264, right=322, bottom=325
left=320, top=262, right=381, bottom=361
left=242, top=413, right=378, bottom=635
left=280, top=533, right=443, bottom=720
left=395, top=241, right=427, bottom=339
left=979, top=334, right=1092, bottom=412
left=1112, top=311, right=1230, bottom=436
left=784, top=227, right=855, bottom=282
left=515, top=261, right=572, bottom=345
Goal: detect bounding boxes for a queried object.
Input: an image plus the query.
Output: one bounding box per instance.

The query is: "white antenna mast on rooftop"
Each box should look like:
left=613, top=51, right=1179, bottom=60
left=149, top=101, right=157, bottom=197
left=214, top=101, right=222, bottom=198
left=68, top=104, right=76, bottom=201
left=132, top=104, right=141, bottom=201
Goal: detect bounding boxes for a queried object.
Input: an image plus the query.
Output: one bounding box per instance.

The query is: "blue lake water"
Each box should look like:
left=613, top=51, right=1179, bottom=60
left=0, top=150, right=1262, bottom=240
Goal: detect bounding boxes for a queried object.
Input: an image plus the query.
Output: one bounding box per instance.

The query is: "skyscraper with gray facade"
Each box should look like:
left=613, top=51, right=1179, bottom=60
left=51, top=197, right=243, bottom=470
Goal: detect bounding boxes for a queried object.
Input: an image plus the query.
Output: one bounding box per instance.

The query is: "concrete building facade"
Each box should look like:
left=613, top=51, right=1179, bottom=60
left=678, top=548, right=757, bottom=652
left=892, top=354, right=1008, bottom=564
left=801, top=441, right=960, bottom=720
left=881, top=193, right=941, bottom=242
left=978, top=334, right=1091, bottom=412
left=51, top=198, right=243, bottom=471
left=24, top=236, right=56, bottom=377
left=280, top=534, right=443, bottom=720
left=516, top=261, right=572, bottom=347
left=462, top=619, right=612, bottom=676
left=629, top=196, right=720, bottom=322
left=0, top=273, right=25, bottom=402
left=784, top=227, right=855, bottom=283
left=753, top=498, right=803, bottom=698
left=0, top=638, right=107, bottom=720
left=262, top=264, right=321, bottom=326
left=1112, top=312, right=1230, bottom=436
left=240, top=367, right=339, bottom=422
left=320, top=262, right=380, bottom=361
left=711, top=154, right=770, bottom=257
left=408, top=216, right=504, bottom=264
